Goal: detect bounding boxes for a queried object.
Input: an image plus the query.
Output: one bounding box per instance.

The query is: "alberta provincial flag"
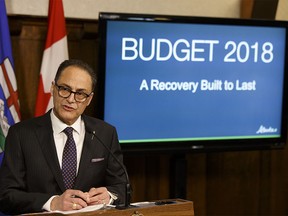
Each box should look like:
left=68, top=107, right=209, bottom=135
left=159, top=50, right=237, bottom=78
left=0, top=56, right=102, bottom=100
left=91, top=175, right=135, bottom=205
left=0, top=0, right=21, bottom=164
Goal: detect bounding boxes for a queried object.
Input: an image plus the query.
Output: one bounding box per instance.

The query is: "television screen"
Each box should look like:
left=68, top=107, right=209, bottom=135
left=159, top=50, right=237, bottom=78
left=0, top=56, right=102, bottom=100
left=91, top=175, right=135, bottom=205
left=97, top=12, right=288, bottom=152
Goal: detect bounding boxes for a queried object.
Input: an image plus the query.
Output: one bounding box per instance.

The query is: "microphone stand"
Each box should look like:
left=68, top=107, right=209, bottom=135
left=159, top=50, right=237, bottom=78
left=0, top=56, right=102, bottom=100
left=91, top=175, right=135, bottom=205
left=116, top=182, right=134, bottom=209
left=91, top=131, right=136, bottom=209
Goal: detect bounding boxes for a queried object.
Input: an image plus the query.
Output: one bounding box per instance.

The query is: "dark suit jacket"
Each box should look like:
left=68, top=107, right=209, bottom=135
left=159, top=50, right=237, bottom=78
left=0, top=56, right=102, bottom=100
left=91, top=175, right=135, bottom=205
left=0, top=111, right=126, bottom=215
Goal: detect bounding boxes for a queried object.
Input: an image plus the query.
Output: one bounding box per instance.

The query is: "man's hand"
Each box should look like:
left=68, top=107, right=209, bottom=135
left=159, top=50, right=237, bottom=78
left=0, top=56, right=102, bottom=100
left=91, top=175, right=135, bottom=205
left=87, top=187, right=110, bottom=205
left=50, top=189, right=89, bottom=211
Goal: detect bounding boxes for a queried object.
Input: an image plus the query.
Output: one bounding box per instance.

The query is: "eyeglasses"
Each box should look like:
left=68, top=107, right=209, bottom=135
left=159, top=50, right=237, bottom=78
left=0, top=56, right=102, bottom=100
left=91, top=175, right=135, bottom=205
left=55, top=83, right=93, bottom=102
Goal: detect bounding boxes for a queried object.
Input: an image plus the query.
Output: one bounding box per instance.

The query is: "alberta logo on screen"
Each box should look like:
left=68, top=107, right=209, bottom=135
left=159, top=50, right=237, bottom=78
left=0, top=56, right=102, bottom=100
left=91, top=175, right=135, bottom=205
left=256, top=125, right=277, bottom=134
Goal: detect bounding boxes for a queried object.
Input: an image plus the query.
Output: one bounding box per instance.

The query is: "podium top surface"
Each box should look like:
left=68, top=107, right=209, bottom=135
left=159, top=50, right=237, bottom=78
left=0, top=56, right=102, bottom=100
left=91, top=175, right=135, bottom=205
left=23, top=199, right=194, bottom=216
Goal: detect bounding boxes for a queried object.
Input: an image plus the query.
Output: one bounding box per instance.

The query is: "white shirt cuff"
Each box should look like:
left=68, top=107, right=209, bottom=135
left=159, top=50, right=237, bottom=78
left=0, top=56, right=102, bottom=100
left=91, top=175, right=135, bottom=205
left=107, top=191, right=118, bottom=204
left=42, top=195, right=58, bottom=211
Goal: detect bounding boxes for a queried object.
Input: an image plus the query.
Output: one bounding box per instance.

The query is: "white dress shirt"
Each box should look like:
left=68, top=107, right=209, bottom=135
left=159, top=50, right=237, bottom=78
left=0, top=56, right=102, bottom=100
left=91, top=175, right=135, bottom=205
left=51, top=111, right=85, bottom=172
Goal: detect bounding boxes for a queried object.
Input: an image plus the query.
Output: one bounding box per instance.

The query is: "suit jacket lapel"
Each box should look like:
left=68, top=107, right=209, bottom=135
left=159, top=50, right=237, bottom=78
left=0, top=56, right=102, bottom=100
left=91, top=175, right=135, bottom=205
left=74, top=116, right=103, bottom=189
left=36, top=111, right=66, bottom=192
left=74, top=131, right=93, bottom=189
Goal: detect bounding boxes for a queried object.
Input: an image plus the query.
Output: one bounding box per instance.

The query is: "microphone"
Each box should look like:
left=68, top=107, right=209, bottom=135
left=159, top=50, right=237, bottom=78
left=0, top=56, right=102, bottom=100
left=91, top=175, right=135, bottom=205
left=90, top=130, right=135, bottom=209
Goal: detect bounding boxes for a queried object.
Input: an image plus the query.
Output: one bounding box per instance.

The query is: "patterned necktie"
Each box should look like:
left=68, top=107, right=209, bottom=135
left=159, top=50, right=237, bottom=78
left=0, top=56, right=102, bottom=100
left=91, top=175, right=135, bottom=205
left=62, top=127, right=77, bottom=189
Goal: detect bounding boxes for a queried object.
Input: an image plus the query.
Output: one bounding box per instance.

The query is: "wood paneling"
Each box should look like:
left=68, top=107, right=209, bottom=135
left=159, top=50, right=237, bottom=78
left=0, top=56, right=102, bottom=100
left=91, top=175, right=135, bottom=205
left=241, top=0, right=279, bottom=19
left=186, top=153, right=207, bottom=216
left=270, top=148, right=288, bottom=214
left=205, top=152, right=261, bottom=215
left=252, top=0, right=279, bottom=19
left=241, top=0, right=255, bottom=18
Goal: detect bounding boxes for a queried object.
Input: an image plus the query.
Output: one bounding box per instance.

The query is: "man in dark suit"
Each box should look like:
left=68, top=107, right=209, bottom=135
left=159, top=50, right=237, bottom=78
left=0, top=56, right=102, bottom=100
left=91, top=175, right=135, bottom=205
left=0, top=59, right=126, bottom=214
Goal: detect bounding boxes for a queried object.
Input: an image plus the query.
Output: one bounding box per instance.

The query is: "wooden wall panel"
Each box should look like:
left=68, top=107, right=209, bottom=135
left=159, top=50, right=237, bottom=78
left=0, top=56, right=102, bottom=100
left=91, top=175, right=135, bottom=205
left=124, top=155, right=147, bottom=201
left=10, top=18, right=46, bottom=119
left=205, top=152, right=261, bottom=215
left=270, top=146, right=288, bottom=213
left=241, top=0, right=254, bottom=18
left=186, top=153, right=207, bottom=216
left=258, top=151, right=272, bottom=215
left=124, top=154, right=171, bottom=202
left=252, top=0, right=279, bottom=19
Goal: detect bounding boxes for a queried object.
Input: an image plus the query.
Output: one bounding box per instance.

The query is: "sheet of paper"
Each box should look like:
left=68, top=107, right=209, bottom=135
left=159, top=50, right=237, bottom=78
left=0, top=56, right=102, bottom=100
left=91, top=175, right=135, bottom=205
left=53, top=204, right=104, bottom=214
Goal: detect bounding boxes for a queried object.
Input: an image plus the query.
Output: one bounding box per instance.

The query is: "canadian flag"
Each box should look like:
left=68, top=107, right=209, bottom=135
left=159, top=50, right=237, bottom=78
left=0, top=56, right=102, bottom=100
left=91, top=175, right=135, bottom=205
left=34, top=0, right=68, bottom=117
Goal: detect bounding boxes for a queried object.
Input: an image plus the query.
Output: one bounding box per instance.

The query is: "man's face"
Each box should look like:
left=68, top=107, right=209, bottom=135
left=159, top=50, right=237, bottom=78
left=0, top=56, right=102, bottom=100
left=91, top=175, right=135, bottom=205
left=51, top=66, right=94, bottom=125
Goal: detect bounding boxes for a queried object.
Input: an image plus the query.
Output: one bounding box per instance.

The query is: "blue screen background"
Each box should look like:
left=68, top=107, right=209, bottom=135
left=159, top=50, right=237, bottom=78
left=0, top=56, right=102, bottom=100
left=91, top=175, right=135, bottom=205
left=103, top=20, right=286, bottom=142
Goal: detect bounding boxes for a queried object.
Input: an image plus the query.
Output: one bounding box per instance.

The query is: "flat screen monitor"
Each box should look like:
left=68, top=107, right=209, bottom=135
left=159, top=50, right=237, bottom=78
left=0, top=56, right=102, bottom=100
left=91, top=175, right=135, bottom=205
left=97, top=12, right=288, bottom=152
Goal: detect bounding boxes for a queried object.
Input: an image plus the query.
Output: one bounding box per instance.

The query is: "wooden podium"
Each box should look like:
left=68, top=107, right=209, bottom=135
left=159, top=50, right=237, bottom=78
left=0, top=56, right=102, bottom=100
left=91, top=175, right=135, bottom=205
left=28, top=199, right=194, bottom=216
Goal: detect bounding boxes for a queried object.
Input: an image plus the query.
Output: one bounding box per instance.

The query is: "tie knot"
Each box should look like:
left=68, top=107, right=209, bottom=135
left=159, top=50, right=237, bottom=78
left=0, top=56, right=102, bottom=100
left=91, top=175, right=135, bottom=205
left=63, top=127, right=74, bottom=137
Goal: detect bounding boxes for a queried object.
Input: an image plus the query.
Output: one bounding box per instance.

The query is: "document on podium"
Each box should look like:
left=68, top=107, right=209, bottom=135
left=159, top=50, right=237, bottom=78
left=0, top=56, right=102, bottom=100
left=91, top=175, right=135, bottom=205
left=52, top=204, right=104, bottom=214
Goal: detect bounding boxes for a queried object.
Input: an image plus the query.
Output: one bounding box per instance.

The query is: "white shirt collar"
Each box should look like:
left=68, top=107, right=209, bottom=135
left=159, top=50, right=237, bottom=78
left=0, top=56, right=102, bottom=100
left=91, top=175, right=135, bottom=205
left=50, top=110, right=82, bottom=135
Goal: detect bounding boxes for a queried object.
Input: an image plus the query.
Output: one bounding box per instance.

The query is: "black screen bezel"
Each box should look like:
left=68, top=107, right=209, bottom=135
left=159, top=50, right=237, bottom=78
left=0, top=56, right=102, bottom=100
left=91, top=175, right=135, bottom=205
left=97, top=12, right=288, bottom=153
